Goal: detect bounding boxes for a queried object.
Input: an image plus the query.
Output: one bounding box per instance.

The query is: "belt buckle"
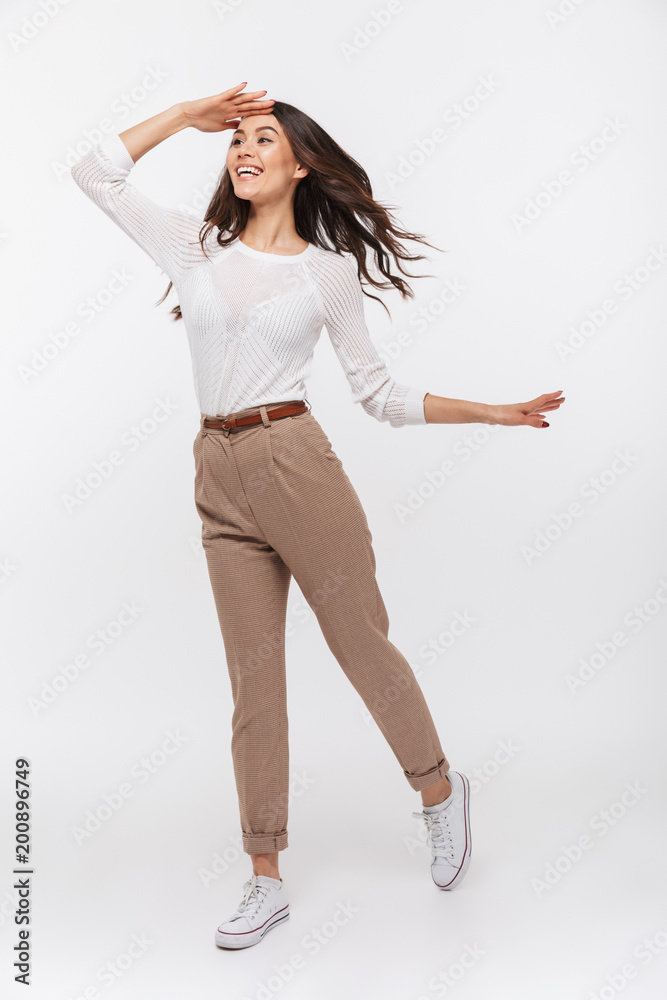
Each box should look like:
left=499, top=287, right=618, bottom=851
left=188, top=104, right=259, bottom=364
left=214, top=416, right=234, bottom=434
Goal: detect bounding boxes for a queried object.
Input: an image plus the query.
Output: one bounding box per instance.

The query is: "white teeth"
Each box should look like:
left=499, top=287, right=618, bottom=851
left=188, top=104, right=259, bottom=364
left=237, top=167, right=262, bottom=177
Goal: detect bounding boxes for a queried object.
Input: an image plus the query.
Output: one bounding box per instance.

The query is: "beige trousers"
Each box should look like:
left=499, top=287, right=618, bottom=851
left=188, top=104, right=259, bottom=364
left=193, top=401, right=450, bottom=854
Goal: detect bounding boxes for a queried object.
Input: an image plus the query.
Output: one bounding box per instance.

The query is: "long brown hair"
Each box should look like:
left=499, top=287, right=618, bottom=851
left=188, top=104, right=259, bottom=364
left=156, top=100, right=444, bottom=321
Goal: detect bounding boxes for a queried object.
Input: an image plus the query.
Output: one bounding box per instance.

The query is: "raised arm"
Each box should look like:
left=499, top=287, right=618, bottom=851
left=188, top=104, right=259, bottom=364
left=70, top=84, right=276, bottom=284
left=117, top=103, right=188, bottom=163
left=70, top=122, right=204, bottom=285
left=117, top=82, right=275, bottom=160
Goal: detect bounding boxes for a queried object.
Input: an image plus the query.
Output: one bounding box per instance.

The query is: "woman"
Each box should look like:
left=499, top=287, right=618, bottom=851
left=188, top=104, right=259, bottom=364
left=71, top=82, right=565, bottom=950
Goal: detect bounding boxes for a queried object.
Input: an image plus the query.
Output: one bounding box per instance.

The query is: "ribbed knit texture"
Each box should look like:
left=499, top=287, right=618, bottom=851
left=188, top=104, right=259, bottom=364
left=70, top=133, right=429, bottom=427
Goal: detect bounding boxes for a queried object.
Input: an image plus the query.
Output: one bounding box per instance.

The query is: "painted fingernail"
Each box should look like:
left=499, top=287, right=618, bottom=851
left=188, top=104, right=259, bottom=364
left=541, top=421, right=549, bottom=427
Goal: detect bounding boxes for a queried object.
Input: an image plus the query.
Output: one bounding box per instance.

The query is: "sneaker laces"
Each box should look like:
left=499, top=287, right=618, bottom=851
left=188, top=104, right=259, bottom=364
left=412, top=808, right=456, bottom=862
left=229, top=875, right=270, bottom=921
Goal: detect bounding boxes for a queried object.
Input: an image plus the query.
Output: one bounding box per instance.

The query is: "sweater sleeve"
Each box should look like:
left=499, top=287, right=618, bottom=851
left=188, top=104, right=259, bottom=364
left=69, top=132, right=207, bottom=284
left=319, top=253, right=428, bottom=427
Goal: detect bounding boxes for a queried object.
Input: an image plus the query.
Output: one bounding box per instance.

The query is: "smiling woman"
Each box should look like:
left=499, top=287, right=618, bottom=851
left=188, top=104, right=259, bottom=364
left=165, top=96, right=445, bottom=312
left=226, top=120, right=310, bottom=253
left=70, top=81, right=564, bottom=954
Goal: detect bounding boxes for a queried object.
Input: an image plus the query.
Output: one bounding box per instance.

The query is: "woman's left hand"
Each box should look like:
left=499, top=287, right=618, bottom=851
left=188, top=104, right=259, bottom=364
left=492, top=390, right=565, bottom=428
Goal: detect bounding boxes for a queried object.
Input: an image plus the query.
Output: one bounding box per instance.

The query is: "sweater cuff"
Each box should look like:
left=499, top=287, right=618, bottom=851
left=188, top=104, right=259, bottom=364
left=98, top=132, right=136, bottom=172
left=403, top=384, right=429, bottom=425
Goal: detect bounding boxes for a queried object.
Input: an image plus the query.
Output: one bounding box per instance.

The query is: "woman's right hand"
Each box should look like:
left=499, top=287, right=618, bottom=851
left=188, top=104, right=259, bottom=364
left=180, top=83, right=275, bottom=133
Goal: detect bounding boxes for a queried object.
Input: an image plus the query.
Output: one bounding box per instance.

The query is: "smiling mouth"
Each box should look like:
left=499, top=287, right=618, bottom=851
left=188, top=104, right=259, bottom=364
left=236, top=166, right=263, bottom=179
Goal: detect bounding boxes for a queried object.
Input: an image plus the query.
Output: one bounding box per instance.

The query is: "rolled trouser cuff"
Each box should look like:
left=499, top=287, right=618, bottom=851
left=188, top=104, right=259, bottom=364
left=404, top=757, right=451, bottom=791
left=243, top=830, right=289, bottom=854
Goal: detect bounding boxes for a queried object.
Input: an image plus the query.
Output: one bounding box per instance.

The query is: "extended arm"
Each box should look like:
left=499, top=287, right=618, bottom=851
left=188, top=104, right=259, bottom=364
left=423, top=391, right=565, bottom=428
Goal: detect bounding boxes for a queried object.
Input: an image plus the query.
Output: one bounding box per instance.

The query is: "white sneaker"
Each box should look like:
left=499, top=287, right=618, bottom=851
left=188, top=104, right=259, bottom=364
left=215, top=874, right=290, bottom=949
left=412, top=770, right=472, bottom=889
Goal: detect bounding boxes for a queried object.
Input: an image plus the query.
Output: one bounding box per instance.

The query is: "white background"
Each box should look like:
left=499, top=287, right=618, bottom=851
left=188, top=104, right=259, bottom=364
left=2, top=0, right=666, bottom=997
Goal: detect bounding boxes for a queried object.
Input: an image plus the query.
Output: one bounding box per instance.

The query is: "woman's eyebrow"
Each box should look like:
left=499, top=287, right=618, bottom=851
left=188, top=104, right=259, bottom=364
left=232, top=125, right=280, bottom=137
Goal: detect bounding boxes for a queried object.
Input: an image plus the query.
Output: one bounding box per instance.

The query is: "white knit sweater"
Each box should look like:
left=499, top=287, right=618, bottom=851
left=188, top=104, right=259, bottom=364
left=70, top=133, right=428, bottom=426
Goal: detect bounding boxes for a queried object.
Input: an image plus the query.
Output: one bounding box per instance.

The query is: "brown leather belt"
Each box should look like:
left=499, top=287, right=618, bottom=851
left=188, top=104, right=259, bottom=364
left=203, top=399, right=310, bottom=431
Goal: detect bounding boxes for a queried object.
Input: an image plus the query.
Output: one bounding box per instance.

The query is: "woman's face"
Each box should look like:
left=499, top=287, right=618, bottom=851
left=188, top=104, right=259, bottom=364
left=226, top=114, right=307, bottom=203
